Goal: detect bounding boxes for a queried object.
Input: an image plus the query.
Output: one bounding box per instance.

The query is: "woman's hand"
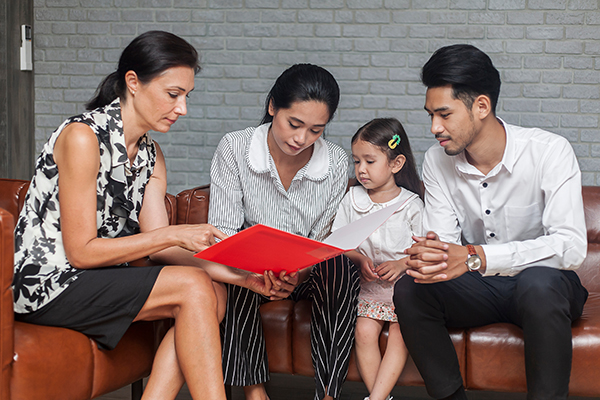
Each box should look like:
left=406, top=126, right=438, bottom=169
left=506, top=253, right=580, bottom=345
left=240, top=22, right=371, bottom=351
left=174, top=224, right=228, bottom=253
left=375, top=258, right=408, bottom=282
left=267, top=270, right=299, bottom=300
left=243, top=270, right=297, bottom=300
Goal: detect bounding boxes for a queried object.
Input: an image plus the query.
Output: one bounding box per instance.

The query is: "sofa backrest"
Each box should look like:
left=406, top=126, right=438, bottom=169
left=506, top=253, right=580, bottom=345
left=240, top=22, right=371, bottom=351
left=174, top=185, right=210, bottom=225
left=578, top=186, right=600, bottom=293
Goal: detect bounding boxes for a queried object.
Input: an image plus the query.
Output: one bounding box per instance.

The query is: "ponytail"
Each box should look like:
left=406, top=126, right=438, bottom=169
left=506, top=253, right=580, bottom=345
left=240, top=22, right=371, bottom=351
left=85, top=71, right=124, bottom=110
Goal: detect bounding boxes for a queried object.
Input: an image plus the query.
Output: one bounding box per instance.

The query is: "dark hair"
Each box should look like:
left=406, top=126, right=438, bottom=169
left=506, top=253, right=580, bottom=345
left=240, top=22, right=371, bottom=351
left=351, top=118, right=423, bottom=198
left=86, top=31, right=200, bottom=110
left=260, top=64, right=340, bottom=125
left=421, top=44, right=501, bottom=115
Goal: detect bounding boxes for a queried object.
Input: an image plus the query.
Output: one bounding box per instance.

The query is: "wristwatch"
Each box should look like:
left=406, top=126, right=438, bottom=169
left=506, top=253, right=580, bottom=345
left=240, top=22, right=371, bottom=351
left=465, top=244, right=482, bottom=272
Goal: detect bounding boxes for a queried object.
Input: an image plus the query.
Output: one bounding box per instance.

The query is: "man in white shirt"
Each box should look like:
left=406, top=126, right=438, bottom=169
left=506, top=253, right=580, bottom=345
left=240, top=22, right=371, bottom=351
left=394, top=44, right=589, bottom=400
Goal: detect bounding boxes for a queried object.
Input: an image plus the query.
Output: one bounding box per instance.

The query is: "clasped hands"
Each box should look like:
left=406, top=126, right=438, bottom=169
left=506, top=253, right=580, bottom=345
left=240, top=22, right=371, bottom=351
left=404, top=231, right=472, bottom=284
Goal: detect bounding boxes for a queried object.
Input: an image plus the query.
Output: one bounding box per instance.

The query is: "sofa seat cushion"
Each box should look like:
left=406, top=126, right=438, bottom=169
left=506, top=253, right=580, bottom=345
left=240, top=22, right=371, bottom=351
left=12, top=322, right=94, bottom=400
left=262, top=300, right=294, bottom=374
left=11, top=321, right=159, bottom=400
left=466, top=293, right=600, bottom=396
left=90, top=321, right=160, bottom=398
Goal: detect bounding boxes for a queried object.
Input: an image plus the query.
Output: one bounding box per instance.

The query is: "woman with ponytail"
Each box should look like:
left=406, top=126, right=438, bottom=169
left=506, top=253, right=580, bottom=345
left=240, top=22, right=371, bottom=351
left=13, top=31, right=282, bottom=400
left=209, top=64, right=360, bottom=400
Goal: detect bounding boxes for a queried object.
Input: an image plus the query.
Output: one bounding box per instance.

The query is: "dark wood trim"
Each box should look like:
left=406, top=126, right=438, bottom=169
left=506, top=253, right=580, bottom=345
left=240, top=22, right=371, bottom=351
left=0, top=0, right=34, bottom=180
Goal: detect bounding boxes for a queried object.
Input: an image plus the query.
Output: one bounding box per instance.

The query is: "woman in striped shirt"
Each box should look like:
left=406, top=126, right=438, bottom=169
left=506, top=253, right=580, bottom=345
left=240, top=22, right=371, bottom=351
left=209, top=64, right=360, bottom=400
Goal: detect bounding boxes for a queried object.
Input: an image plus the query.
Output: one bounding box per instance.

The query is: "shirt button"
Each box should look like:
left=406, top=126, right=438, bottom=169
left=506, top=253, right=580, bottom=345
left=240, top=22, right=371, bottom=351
left=483, top=182, right=488, bottom=188
left=490, top=232, right=496, bottom=238
left=485, top=209, right=491, bottom=215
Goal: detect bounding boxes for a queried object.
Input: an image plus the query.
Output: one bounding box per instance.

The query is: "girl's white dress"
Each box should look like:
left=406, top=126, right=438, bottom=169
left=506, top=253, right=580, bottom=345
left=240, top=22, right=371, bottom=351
left=332, top=185, right=424, bottom=321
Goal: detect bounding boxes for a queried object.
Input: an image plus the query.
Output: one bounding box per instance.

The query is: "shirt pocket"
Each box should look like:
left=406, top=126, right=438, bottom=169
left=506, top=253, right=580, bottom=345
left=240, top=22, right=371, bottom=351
left=504, top=202, right=544, bottom=240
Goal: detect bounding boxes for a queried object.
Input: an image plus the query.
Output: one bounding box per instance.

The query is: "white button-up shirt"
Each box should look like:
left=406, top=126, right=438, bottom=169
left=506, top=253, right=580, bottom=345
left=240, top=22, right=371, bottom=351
left=208, top=123, right=349, bottom=242
left=422, top=119, right=587, bottom=276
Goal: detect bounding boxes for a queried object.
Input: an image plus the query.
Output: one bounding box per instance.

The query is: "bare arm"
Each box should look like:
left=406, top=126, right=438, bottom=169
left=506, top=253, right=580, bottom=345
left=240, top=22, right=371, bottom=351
left=55, top=124, right=224, bottom=269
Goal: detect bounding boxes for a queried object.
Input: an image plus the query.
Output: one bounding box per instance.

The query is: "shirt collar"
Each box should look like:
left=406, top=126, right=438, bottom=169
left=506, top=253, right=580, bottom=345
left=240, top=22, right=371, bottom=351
left=350, top=185, right=417, bottom=213
left=454, top=117, right=514, bottom=177
left=247, top=122, right=330, bottom=181
left=105, top=98, right=150, bottom=172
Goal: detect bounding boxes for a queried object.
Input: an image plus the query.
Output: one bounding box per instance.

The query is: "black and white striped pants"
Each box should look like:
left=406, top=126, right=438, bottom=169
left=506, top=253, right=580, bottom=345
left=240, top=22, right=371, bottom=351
left=220, top=255, right=360, bottom=400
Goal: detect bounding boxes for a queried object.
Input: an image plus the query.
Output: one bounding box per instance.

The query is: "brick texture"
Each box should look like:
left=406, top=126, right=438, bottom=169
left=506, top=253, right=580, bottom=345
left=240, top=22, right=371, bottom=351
left=33, top=0, right=600, bottom=191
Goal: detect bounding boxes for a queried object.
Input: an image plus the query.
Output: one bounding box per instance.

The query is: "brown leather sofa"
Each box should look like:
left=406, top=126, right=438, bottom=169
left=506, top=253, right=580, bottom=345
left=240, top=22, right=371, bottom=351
left=175, top=184, right=600, bottom=397
left=2, top=178, right=600, bottom=399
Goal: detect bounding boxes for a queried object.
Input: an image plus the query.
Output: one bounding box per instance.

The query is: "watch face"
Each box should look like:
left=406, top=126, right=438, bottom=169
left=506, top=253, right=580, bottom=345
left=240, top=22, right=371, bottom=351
left=467, top=256, right=482, bottom=271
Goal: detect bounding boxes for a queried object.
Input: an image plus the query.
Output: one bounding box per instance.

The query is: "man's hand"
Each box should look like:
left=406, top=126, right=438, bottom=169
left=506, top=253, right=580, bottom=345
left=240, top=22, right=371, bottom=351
left=404, top=231, right=473, bottom=284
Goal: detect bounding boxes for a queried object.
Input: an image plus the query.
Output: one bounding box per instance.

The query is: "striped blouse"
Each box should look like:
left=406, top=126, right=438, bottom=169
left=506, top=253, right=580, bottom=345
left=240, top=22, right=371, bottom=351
left=208, top=123, right=349, bottom=242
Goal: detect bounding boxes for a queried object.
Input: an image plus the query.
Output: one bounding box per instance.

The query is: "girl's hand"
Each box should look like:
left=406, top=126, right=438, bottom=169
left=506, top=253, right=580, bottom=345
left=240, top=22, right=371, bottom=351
left=347, top=252, right=377, bottom=282
left=375, top=258, right=409, bottom=282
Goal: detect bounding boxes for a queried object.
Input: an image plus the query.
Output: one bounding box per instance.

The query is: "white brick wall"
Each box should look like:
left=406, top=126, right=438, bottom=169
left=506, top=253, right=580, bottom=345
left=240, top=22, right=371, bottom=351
left=33, top=0, right=600, bottom=193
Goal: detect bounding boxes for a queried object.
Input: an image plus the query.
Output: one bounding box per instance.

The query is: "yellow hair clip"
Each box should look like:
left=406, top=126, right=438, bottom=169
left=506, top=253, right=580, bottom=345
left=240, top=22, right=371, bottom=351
left=388, top=134, right=401, bottom=149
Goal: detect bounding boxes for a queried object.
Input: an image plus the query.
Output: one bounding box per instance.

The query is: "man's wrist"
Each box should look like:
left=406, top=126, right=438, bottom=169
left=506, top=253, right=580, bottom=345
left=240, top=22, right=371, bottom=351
left=473, top=245, right=486, bottom=274
left=465, top=244, right=486, bottom=274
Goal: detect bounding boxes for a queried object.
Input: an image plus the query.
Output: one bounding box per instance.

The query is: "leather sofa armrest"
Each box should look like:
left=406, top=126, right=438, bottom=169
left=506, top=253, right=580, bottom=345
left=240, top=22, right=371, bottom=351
left=0, top=208, right=15, bottom=400
left=0, top=179, right=29, bottom=221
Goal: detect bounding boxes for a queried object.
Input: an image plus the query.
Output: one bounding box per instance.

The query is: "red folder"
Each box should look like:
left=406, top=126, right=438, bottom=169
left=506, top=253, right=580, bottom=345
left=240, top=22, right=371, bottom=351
left=194, top=224, right=344, bottom=274
left=194, top=196, right=415, bottom=274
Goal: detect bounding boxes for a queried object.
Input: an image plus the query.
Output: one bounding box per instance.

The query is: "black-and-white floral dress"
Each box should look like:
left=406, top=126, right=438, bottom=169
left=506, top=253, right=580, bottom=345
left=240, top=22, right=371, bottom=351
left=13, top=98, right=156, bottom=315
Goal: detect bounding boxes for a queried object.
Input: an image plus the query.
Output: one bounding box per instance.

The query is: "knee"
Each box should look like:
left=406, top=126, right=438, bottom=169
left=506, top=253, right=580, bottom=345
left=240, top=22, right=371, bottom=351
left=178, top=268, right=218, bottom=309
left=514, top=267, right=570, bottom=317
left=515, top=268, right=568, bottom=300
left=393, top=274, right=417, bottom=310
left=355, top=321, right=380, bottom=347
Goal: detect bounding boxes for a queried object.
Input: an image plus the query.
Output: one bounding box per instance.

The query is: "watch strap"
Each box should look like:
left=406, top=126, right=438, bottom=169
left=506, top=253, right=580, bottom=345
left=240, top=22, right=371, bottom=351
left=467, top=244, right=477, bottom=257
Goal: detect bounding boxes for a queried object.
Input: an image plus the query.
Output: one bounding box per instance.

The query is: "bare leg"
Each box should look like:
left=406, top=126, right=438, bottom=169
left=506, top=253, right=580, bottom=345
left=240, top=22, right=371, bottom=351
left=142, top=327, right=185, bottom=400
left=355, top=317, right=385, bottom=394
left=213, top=281, right=227, bottom=322
left=135, top=266, right=226, bottom=400
left=243, top=383, right=270, bottom=400
left=369, top=322, right=408, bottom=400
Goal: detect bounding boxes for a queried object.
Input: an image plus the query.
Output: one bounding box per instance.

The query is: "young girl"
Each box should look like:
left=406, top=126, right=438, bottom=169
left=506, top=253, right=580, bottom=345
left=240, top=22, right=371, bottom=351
left=331, top=118, right=423, bottom=400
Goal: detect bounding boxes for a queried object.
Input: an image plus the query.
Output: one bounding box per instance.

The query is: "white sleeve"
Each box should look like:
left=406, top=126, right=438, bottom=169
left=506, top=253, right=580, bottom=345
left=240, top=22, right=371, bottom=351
left=207, top=135, right=245, bottom=237
left=422, top=150, right=462, bottom=244
left=481, top=140, right=587, bottom=276
left=407, top=197, right=425, bottom=238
